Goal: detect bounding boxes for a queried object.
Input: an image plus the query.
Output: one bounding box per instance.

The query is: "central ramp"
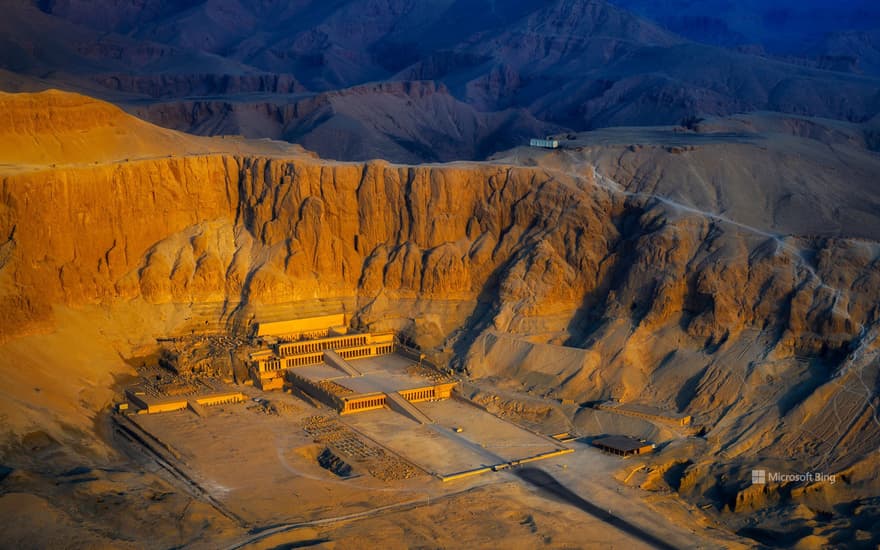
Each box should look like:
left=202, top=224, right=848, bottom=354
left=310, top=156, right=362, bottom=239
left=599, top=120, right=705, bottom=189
left=385, top=392, right=433, bottom=425
left=323, top=350, right=363, bottom=377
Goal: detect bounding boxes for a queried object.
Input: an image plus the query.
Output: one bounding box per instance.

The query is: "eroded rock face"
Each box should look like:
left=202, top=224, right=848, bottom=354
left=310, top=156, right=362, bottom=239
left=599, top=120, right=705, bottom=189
left=2, top=137, right=879, bottom=352
left=0, top=155, right=602, bottom=333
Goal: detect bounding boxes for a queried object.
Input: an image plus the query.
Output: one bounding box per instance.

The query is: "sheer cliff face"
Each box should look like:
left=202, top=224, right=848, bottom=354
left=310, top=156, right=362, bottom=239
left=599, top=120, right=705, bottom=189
left=3, top=148, right=878, bottom=362
left=0, top=155, right=613, bottom=337
left=2, top=95, right=878, bottom=375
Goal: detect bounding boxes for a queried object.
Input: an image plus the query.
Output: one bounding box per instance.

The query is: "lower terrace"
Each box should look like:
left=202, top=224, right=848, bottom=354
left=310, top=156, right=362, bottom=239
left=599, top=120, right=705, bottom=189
left=288, top=352, right=456, bottom=416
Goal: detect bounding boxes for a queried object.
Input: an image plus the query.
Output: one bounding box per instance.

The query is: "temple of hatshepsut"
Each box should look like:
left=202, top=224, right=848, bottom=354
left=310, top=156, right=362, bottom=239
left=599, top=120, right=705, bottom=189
left=118, top=314, right=572, bottom=484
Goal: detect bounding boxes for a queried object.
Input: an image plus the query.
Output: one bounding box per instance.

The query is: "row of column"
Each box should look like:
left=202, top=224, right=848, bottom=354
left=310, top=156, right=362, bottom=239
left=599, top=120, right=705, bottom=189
left=280, top=335, right=368, bottom=357
left=284, top=354, right=324, bottom=368
left=404, top=388, right=435, bottom=401
left=340, top=346, right=370, bottom=359
left=201, top=397, right=241, bottom=406
left=260, top=360, right=282, bottom=372
left=350, top=397, right=385, bottom=410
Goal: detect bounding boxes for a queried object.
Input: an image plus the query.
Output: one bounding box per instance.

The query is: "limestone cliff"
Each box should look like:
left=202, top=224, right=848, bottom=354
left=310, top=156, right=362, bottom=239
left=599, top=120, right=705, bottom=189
left=3, top=92, right=879, bottom=362
left=0, top=153, right=616, bottom=338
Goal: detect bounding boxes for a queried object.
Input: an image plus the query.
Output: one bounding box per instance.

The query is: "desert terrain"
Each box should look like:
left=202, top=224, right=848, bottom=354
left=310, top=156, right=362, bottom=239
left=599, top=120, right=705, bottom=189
left=0, top=86, right=878, bottom=548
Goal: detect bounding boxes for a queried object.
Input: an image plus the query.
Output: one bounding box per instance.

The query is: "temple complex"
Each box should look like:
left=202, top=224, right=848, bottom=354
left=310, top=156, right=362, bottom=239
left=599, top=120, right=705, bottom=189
left=246, top=315, right=457, bottom=418
left=118, top=313, right=572, bottom=485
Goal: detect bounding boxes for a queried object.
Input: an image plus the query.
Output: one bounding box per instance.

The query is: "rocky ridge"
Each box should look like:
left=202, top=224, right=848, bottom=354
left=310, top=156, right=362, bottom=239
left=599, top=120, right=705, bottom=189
left=5, top=0, right=880, bottom=162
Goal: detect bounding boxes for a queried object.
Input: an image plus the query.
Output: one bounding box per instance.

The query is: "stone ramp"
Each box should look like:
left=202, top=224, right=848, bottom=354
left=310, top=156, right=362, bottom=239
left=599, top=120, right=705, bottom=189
left=323, top=350, right=362, bottom=376
left=385, top=392, right=433, bottom=425
left=187, top=400, right=208, bottom=418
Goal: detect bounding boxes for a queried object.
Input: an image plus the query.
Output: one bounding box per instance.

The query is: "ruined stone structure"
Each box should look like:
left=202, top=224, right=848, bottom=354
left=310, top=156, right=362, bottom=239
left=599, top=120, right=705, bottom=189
left=126, top=387, right=245, bottom=414
left=248, top=349, right=285, bottom=390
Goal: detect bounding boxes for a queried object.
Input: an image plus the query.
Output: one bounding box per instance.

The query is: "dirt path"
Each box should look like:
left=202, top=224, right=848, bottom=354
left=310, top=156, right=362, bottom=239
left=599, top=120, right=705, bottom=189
left=221, top=485, right=490, bottom=550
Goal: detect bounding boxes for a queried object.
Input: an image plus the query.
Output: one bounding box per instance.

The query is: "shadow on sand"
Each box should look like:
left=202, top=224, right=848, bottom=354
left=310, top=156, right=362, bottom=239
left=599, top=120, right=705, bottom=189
left=515, top=467, right=678, bottom=550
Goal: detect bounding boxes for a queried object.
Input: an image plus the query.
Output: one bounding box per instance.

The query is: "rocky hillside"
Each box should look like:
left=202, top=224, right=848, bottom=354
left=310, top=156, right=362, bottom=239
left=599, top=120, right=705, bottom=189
left=129, top=81, right=559, bottom=163
left=610, top=0, right=880, bottom=66
left=5, top=94, right=875, bottom=349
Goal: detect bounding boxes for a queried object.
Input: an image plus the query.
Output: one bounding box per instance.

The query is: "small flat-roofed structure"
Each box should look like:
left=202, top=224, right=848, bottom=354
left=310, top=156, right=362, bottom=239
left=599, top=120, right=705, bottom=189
left=530, top=138, right=559, bottom=149
left=592, top=436, right=654, bottom=457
